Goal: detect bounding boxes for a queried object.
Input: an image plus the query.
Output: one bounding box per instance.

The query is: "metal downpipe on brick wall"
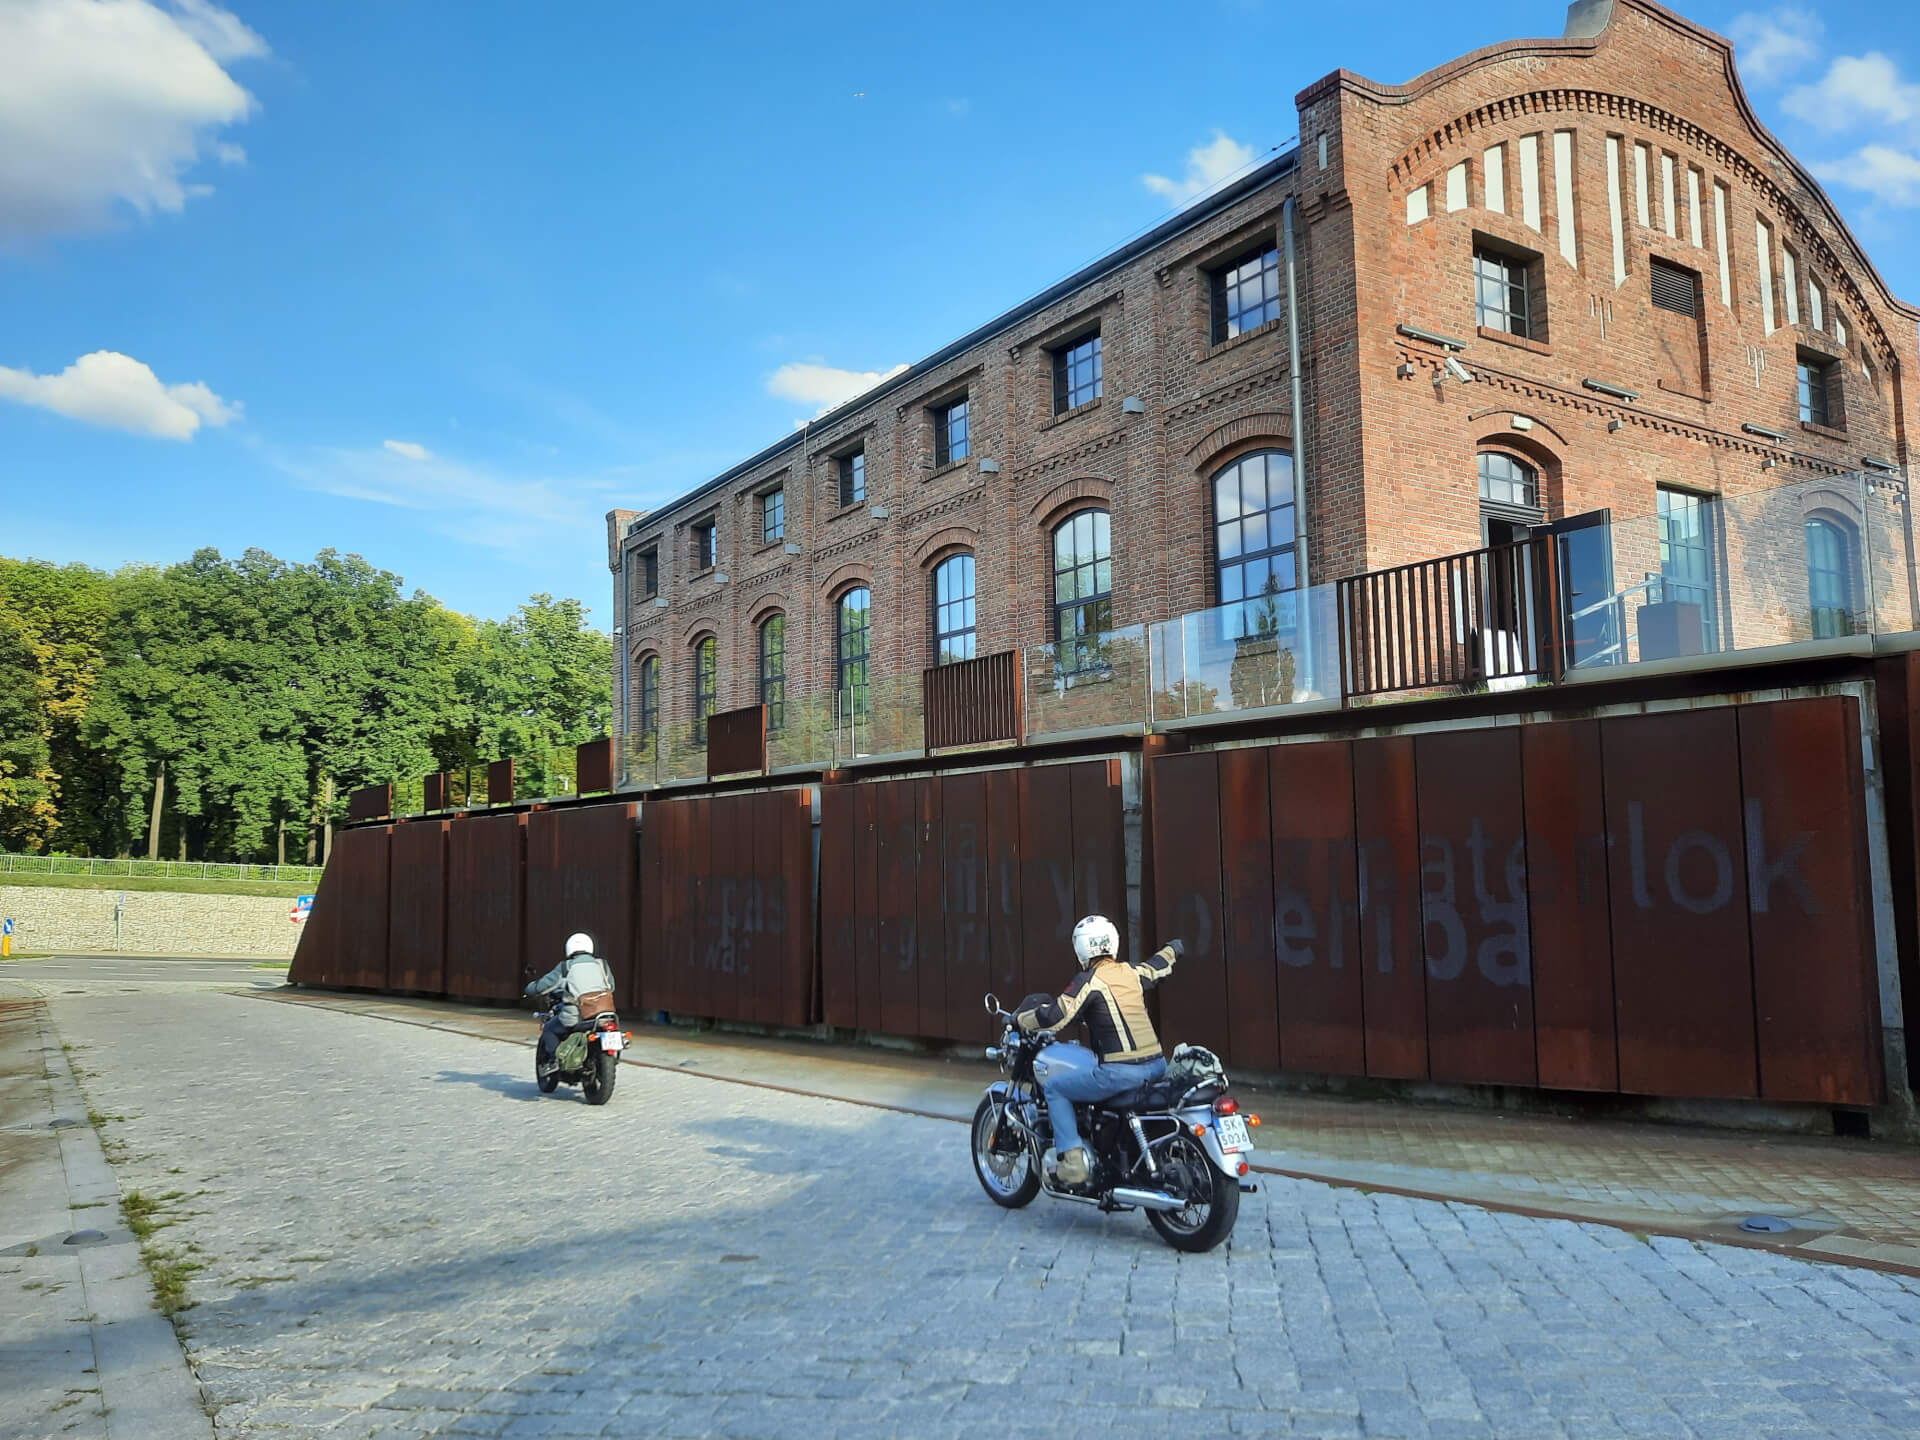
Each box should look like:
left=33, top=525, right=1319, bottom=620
left=1283, top=193, right=1314, bottom=686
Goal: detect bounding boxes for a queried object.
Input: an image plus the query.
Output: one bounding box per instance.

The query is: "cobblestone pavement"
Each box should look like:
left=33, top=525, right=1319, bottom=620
left=258, top=989, right=1920, bottom=1274
left=33, top=986, right=1920, bottom=1438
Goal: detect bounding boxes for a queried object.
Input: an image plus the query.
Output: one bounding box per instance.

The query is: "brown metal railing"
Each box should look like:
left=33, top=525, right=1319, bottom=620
left=706, top=704, right=768, bottom=779
left=347, top=783, right=393, bottom=822
left=1338, top=538, right=1552, bottom=699
left=923, top=649, right=1023, bottom=751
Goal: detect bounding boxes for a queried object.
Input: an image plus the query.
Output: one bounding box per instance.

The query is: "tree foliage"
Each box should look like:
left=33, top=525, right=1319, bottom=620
left=0, top=547, right=610, bottom=861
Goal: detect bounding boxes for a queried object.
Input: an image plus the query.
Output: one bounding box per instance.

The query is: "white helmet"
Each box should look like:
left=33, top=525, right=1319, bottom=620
left=1071, top=915, right=1119, bottom=968
left=564, top=932, right=595, bottom=958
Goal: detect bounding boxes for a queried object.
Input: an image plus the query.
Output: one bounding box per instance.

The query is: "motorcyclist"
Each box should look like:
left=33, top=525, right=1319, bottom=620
left=1016, top=916, right=1182, bottom=1186
left=525, top=932, right=615, bottom=1079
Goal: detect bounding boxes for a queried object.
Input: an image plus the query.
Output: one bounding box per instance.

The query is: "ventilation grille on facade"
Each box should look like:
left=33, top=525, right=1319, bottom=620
left=1650, top=259, right=1699, bottom=316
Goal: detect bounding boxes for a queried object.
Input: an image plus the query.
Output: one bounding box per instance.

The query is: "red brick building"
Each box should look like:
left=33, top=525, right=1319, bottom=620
left=608, top=0, right=1918, bottom=767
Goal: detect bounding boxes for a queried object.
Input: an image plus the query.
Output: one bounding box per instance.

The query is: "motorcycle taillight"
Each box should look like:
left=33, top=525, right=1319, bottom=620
left=1213, top=1095, right=1238, bottom=1116
left=597, top=1016, right=617, bottom=1029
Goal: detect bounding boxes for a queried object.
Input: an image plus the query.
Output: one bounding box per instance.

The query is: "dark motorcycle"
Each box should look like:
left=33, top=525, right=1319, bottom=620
left=533, top=1000, right=626, bottom=1105
left=970, top=992, right=1258, bottom=1252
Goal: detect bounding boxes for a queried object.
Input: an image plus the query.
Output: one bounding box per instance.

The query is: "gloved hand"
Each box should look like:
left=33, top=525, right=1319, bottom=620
left=1015, top=1009, right=1040, bottom=1034
left=1165, top=939, right=1185, bottom=960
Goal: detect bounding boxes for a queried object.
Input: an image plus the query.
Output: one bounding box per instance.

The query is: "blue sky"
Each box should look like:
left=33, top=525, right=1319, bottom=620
left=3, top=0, right=1918, bottom=624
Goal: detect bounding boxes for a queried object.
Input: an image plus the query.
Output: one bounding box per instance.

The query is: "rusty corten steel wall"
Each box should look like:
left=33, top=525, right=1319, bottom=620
left=638, top=789, right=814, bottom=1028
left=445, top=812, right=525, bottom=1001
left=1146, top=697, right=1884, bottom=1104
left=817, top=760, right=1125, bottom=1043
left=288, top=824, right=390, bottom=989
left=388, top=819, right=449, bottom=994
left=525, top=804, right=639, bottom=998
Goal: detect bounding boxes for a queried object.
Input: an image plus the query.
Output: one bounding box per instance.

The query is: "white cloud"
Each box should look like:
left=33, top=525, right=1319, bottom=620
left=1783, top=52, right=1920, bottom=134
left=1815, top=144, right=1920, bottom=206
left=1142, top=131, right=1257, bottom=207
left=383, top=439, right=432, bottom=461
left=0, top=349, right=239, bottom=439
left=0, top=0, right=267, bottom=242
left=767, top=361, right=909, bottom=417
left=1728, top=8, right=1822, bottom=86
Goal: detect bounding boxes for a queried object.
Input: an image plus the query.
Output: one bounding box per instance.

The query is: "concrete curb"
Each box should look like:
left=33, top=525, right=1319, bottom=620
left=8, top=985, right=215, bottom=1440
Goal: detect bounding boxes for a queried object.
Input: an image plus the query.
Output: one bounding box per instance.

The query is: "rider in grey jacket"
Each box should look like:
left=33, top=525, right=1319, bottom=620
left=525, top=932, right=615, bottom=1075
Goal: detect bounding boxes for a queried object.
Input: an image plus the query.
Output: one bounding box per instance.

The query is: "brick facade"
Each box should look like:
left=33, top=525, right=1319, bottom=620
left=609, top=0, right=1918, bottom=751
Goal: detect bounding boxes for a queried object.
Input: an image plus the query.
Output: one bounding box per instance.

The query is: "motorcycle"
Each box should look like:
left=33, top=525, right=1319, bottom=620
left=532, top=997, right=627, bottom=1105
left=969, top=992, right=1259, bottom=1252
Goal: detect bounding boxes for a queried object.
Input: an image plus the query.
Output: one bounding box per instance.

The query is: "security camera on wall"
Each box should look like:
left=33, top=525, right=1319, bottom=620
left=1444, top=356, right=1474, bottom=384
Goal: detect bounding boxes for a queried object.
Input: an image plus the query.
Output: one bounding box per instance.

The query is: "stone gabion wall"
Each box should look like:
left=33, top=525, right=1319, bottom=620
left=0, top=886, right=305, bottom=958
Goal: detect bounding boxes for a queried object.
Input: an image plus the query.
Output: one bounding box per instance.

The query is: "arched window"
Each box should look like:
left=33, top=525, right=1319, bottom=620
left=1213, top=451, right=1297, bottom=636
left=692, top=636, right=716, bottom=744
left=836, top=588, right=871, bottom=718
left=931, top=554, right=977, bottom=664
left=1052, top=509, right=1112, bottom=675
left=1806, top=515, right=1857, bottom=639
left=636, top=654, right=659, bottom=740
left=759, top=614, right=787, bottom=731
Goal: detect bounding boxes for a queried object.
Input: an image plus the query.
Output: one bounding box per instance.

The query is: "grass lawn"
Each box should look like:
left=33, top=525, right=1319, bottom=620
left=0, top=871, right=314, bottom=899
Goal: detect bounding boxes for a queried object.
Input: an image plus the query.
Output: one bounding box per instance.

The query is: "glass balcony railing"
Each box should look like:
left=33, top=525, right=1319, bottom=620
left=1148, top=583, right=1342, bottom=723
left=1021, top=623, right=1152, bottom=740
left=1562, top=471, right=1910, bottom=674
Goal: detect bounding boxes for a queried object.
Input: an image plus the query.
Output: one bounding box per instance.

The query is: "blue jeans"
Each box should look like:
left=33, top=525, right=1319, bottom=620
left=1040, top=1049, right=1166, bottom=1157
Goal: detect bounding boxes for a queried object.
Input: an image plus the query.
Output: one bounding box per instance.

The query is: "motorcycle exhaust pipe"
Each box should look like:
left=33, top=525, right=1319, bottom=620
left=1108, top=1186, right=1188, bottom=1213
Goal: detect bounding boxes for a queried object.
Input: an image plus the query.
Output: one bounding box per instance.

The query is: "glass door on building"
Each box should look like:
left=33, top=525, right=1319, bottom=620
left=1655, top=487, right=1721, bottom=651
left=1537, top=509, right=1616, bottom=671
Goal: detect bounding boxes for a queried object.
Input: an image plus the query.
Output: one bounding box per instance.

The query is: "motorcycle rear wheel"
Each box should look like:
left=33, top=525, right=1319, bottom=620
left=535, top=1054, right=559, bottom=1093
left=1147, top=1133, right=1240, bottom=1252
left=971, top=1096, right=1040, bottom=1208
left=583, top=1047, right=618, bottom=1105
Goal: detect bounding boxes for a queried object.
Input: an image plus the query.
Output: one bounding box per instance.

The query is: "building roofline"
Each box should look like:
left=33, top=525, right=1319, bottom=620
left=628, top=146, right=1302, bottom=539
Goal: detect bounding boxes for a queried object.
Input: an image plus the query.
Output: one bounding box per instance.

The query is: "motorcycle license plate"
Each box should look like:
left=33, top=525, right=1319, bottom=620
left=1215, top=1115, right=1252, bottom=1152
left=601, top=1032, right=623, bottom=1053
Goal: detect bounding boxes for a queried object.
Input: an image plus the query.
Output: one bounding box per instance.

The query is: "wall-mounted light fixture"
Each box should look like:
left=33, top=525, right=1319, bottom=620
left=978, top=458, right=1001, bottom=473
left=653, top=597, right=670, bottom=608
left=1582, top=378, right=1640, bottom=402
left=1607, top=418, right=1623, bottom=433
left=1396, top=323, right=1468, bottom=350
left=1741, top=422, right=1788, bottom=443
left=1121, top=396, right=1146, bottom=414
left=784, top=543, right=803, bottom=556
left=871, top=504, right=890, bottom=518
left=1396, top=361, right=1416, bottom=380
left=712, top=572, right=730, bottom=585
left=1761, top=456, right=1779, bottom=471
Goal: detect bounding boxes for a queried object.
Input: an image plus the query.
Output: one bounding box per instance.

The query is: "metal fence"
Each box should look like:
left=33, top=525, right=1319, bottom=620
left=0, top=852, right=325, bottom=885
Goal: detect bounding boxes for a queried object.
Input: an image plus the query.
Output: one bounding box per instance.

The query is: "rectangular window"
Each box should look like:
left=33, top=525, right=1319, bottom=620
left=1473, top=248, right=1533, bottom=338
left=1052, top=333, right=1103, bottom=413
left=1553, top=130, right=1578, bottom=268
left=934, top=397, right=970, bottom=466
left=761, top=487, right=784, bottom=544
left=1783, top=249, right=1800, bottom=325
left=1445, top=161, right=1469, bottom=213
left=1633, top=142, right=1651, bottom=226
left=1483, top=143, right=1506, bottom=213
left=642, top=548, right=658, bottom=598
left=1657, top=487, right=1721, bottom=651
left=1686, top=168, right=1703, bottom=248
left=1799, top=352, right=1841, bottom=429
left=1650, top=257, right=1699, bottom=316
left=1714, top=182, right=1732, bottom=307
left=1605, top=137, right=1627, bottom=286
left=838, top=450, right=866, bottom=506
left=1519, top=135, right=1541, bottom=231
left=1756, top=218, right=1777, bottom=332
left=1660, top=153, right=1678, bottom=238
left=1209, top=245, right=1281, bottom=344
left=1809, top=278, right=1826, bottom=332
left=694, top=521, right=716, bottom=571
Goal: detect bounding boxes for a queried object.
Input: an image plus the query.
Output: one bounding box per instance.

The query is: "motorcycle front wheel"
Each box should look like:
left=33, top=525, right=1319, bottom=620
left=971, top=1096, right=1040, bottom=1208
left=583, top=1047, right=618, bottom=1106
left=1147, top=1133, right=1240, bottom=1253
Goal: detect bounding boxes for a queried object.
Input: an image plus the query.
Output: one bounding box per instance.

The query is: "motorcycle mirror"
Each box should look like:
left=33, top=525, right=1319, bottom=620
left=982, top=992, right=999, bottom=1015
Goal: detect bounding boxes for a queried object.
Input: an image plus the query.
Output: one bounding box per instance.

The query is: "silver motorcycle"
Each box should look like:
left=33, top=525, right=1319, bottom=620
left=969, top=992, right=1258, bottom=1252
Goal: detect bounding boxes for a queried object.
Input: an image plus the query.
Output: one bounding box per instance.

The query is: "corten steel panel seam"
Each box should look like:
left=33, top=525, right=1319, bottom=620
left=637, top=801, right=663, bottom=1014
left=1353, top=737, right=1427, bottom=1080
left=710, top=795, right=741, bottom=1024
left=983, top=768, right=1025, bottom=1011
left=1070, top=761, right=1129, bottom=964
left=743, top=793, right=771, bottom=1026
left=874, top=780, right=918, bottom=1038
left=786, top=788, right=817, bottom=1029
left=1599, top=710, right=1758, bottom=1099
left=1521, top=721, right=1620, bottom=1092
left=1874, top=655, right=1920, bottom=1093
left=855, top=783, right=881, bottom=1033
left=388, top=819, right=449, bottom=995
left=341, top=826, right=392, bottom=991
left=916, top=777, right=947, bottom=1039
left=1413, top=729, right=1537, bottom=1088
left=1739, top=698, right=1886, bottom=1105
left=1217, top=746, right=1282, bottom=1072
left=1017, top=766, right=1078, bottom=1009
left=941, top=772, right=991, bottom=1044
left=818, top=785, right=857, bottom=1029
left=1267, top=739, right=1366, bottom=1077
left=1146, top=750, right=1231, bottom=1064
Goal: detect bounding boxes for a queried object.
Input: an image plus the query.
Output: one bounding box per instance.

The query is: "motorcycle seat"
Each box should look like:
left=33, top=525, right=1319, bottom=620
left=1097, top=1078, right=1181, bottom=1112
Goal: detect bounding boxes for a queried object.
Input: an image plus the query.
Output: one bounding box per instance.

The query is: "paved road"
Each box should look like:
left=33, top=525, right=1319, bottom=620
left=14, top=977, right=1920, bottom=1438
left=4, top=955, right=287, bottom=988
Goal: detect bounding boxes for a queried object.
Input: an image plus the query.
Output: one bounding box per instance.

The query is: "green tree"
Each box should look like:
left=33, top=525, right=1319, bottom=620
left=0, top=559, right=113, bottom=852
